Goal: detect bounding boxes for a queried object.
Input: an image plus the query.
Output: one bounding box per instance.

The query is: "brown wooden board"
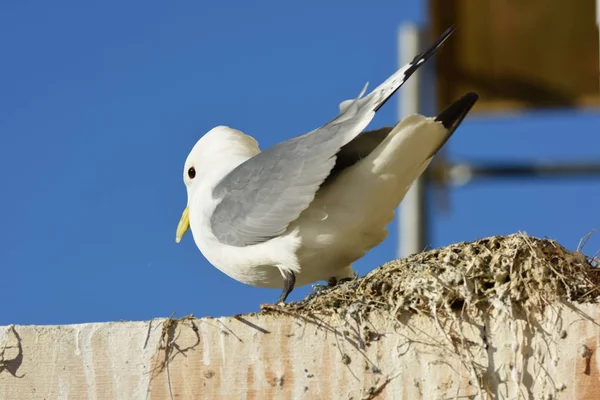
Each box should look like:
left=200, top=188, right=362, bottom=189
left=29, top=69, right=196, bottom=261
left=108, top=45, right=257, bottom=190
left=429, top=0, right=599, bottom=113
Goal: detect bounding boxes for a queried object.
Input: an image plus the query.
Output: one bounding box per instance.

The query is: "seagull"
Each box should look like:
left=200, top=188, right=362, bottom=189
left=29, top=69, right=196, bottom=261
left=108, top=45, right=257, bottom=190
left=175, top=25, right=479, bottom=304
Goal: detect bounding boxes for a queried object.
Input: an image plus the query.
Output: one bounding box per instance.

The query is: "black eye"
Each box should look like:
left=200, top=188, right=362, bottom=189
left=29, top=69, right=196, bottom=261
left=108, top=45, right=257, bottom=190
left=187, top=167, right=196, bottom=179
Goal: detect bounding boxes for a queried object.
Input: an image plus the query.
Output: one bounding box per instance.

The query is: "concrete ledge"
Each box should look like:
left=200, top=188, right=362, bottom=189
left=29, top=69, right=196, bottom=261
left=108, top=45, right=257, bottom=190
left=1, top=234, right=599, bottom=399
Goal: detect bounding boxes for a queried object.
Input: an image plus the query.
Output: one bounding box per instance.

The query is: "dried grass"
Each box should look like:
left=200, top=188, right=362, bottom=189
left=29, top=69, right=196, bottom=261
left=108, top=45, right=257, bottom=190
left=265, top=233, right=600, bottom=319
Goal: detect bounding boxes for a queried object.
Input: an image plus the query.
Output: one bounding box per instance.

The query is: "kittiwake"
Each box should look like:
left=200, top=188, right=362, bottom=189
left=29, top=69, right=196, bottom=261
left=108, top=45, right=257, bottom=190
left=175, top=25, right=479, bottom=303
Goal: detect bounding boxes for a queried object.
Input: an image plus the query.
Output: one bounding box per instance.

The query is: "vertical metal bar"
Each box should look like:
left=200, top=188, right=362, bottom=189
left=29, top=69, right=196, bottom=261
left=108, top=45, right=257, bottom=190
left=397, top=23, right=428, bottom=258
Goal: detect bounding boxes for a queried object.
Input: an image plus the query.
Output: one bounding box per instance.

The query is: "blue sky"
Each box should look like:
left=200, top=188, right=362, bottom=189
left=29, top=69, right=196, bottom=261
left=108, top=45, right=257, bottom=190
left=1, top=1, right=598, bottom=326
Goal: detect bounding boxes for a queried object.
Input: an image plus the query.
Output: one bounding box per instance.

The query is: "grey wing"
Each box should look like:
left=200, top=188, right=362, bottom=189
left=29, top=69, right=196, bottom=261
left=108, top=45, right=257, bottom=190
left=210, top=122, right=352, bottom=247
left=210, top=125, right=395, bottom=248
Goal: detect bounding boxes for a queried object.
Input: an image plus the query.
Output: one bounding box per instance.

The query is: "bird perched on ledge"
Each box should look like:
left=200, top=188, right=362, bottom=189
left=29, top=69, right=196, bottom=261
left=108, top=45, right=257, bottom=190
left=175, top=25, right=479, bottom=304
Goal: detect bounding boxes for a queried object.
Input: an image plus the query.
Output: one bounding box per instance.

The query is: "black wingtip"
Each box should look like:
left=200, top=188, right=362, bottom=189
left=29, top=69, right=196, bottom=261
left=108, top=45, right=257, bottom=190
left=426, top=92, right=478, bottom=158
left=411, top=25, right=456, bottom=66
left=435, top=92, right=479, bottom=133
left=373, top=25, right=457, bottom=113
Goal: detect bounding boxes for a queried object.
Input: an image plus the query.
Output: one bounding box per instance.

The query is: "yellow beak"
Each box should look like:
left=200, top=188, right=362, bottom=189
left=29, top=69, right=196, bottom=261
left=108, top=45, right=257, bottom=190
left=175, top=206, right=190, bottom=243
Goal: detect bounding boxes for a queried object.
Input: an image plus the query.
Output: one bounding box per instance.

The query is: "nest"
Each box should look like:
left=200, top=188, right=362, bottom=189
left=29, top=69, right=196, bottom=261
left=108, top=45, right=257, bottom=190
left=265, top=233, right=600, bottom=318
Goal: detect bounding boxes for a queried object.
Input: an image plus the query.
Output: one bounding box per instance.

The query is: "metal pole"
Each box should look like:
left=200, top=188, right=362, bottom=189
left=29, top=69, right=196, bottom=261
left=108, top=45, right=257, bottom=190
left=397, top=23, right=428, bottom=258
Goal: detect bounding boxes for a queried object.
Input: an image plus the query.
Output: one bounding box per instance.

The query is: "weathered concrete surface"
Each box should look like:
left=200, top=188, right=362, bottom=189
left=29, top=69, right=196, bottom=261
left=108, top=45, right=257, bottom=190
left=1, top=303, right=599, bottom=400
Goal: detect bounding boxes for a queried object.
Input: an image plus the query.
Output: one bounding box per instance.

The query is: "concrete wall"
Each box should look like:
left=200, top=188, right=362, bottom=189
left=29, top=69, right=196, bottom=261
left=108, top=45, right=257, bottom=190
left=1, top=303, right=599, bottom=399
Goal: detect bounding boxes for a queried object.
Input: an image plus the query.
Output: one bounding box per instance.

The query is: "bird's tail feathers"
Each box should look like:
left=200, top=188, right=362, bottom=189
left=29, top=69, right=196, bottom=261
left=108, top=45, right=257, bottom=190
left=367, top=115, right=442, bottom=176
left=367, top=91, right=478, bottom=176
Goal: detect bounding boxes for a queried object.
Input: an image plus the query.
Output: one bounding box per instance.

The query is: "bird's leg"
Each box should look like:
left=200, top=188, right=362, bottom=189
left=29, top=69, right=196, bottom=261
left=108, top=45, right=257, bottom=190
left=277, top=270, right=296, bottom=304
